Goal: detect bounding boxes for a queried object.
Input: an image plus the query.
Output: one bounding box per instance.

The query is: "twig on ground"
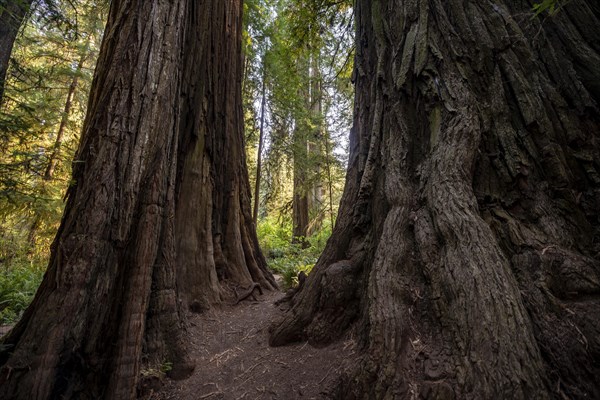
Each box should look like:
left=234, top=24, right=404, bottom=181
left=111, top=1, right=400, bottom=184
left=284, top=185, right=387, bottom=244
left=319, top=366, right=334, bottom=384
left=199, top=391, right=223, bottom=399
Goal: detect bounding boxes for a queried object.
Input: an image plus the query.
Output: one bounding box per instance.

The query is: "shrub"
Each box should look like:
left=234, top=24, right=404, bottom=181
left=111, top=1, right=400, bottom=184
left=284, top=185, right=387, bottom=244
left=257, top=216, right=332, bottom=289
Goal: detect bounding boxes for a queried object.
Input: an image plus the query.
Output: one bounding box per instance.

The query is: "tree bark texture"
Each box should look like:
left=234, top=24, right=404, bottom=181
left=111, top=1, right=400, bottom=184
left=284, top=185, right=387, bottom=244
left=253, top=65, right=267, bottom=225
left=292, top=80, right=311, bottom=245
left=0, top=0, right=272, bottom=398
left=174, top=0, right=276, bottom=311
left=270, top=1, right=600, bottom=399
left=292, top=147, right=310, bottom=246
left=0, top=0, right=33, bottom=105
left=307, top=55, right=324, bottom=235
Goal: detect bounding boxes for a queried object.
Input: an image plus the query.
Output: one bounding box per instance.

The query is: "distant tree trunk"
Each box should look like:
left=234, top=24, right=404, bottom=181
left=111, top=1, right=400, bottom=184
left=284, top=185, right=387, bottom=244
left=271, top=1, right=600, bottom=399
left=44, top=53, right=86, bottom=180
left=0, top=0, right=33, bottom=105
left=307, top=54, right=324, bottom=235
left=292, top=57, right=312, bottom=247
left=253, top=64, right=267, bottom=225
left=174, top=0, right=275, bottom=311
left=27, top=52, right=87, bottom=248
left=292, top=128, right=310, bottom=247
left=323, top=132, right=335, bottom=228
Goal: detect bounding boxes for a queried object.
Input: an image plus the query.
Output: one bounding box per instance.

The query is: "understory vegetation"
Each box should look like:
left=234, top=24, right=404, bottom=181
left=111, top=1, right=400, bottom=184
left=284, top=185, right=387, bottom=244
left=0, top=245, right=44, bottom=324
left=258, top=216, right=333, bottom=288
left=0, top=0, right=106, bottom=324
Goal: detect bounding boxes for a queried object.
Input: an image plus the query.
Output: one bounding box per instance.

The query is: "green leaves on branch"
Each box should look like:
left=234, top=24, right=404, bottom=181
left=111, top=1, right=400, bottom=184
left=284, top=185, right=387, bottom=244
left=532, top=0, right=569, bottom=16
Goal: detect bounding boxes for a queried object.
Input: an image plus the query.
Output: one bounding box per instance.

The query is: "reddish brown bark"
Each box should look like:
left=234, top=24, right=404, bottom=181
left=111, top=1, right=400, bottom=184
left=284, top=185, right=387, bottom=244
left=174, top=0, right=276, bottom=311
left=0, top=0, right=272, bottom=398
left=271, top=1, right=600, bottom=399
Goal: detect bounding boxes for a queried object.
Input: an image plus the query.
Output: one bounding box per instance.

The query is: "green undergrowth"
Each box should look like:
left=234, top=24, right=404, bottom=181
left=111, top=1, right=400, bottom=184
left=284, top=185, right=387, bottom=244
left=257, top=216, right=332, bottom=289
left=0, top=234, right=47, bottom=325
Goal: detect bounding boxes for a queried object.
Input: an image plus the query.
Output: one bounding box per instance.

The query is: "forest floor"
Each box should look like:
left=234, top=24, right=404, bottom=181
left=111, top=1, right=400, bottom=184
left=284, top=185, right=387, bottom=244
left=149, top=277, right=358, bottom=400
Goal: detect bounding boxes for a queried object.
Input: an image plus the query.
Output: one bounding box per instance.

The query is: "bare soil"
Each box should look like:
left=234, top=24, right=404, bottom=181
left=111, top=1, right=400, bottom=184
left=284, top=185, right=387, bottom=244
left=148, top=283, right=358, bottom=400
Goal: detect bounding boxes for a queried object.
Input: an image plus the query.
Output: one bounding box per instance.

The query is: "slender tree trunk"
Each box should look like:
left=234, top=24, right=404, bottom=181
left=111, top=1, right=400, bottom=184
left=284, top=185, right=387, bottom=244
left=27, top=52, right=86, bottom=249
left=292, top=133, right=310, bottom=247
left=253, top=64, right=267, bottom=225
left=174, top=0, right=275, bottom=311
left=307, top=54, right=324, bottom=235
left=0, top=0, right=33, bottom=105
left=271, top=1, right=600, bottom=399
left=324, top=132, right=335, bottom=228
left=44, top=53, right=86, bottom=180
left=0, top=1, right=193, bottom=398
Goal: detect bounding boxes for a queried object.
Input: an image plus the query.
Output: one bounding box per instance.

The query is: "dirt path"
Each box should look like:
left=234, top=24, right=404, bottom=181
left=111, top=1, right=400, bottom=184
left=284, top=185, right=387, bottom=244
left=150, top=287, right=357, bottom=400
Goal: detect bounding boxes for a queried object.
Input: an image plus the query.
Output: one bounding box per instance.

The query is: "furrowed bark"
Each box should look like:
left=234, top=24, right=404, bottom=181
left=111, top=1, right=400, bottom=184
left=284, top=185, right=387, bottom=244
left=253, top=64, right=267, bottom=225
left=175, top=0, right=276, bottom=312
left=0, top=1, right=190, bottom=398
left=271, top=1, right=600, bottom=399
left=0, top=0, right=274, bottom=398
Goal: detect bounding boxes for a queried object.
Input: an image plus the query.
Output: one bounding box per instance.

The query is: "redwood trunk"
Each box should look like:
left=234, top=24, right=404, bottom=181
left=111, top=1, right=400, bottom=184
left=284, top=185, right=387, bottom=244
left=174, top=0, right=276, bottom=311
left=270, top=1, right=600, bottom=399
left=0, top=0, right=33, bottom=105
left=292, top=61, right=311, bottom=246
left=1, top=2, right=189, bottom=397
left=307, top=54, right=324, bottom=234
left=292, top=152, right=310, bottom=246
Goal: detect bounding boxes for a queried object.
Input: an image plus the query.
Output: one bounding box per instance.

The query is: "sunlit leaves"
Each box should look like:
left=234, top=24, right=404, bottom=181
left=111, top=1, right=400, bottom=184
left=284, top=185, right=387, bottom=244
left=0, top=0, right=107, bottom=259
left=243, top=0, right=352, bottom=227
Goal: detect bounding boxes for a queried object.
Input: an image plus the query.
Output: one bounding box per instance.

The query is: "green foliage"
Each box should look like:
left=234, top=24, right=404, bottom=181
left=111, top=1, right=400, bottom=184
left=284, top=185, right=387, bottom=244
left=0, top=0, right=108, bottom=325
left=0, top=254, right=45, bottom=325
left=533, top=0, right=569, bottom=16
left=243, top=0, right=352, bottom=239
left=258, top=215, right=332, bottom=288
left=243, top=1, right=352, bottom=286
left=141, top=360, right=173, bottom=379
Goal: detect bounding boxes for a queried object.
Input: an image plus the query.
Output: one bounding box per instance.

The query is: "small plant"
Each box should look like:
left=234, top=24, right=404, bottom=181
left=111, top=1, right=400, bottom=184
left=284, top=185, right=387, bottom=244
left=160, top=361, right=173, bottom=374
left=141, top=360, right=173, bottom=379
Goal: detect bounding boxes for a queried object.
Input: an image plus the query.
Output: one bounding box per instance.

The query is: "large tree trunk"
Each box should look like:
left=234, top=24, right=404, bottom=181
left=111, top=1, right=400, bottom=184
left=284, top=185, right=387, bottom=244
left=0, top=0, right=273, bottom=398
left=270, top=1, right=600, bottom=399
left=174, top=0, right=276, bottom=311
left=292, top=57, right=314, bottom=246
left=0, top=0, right=33, bottom=105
